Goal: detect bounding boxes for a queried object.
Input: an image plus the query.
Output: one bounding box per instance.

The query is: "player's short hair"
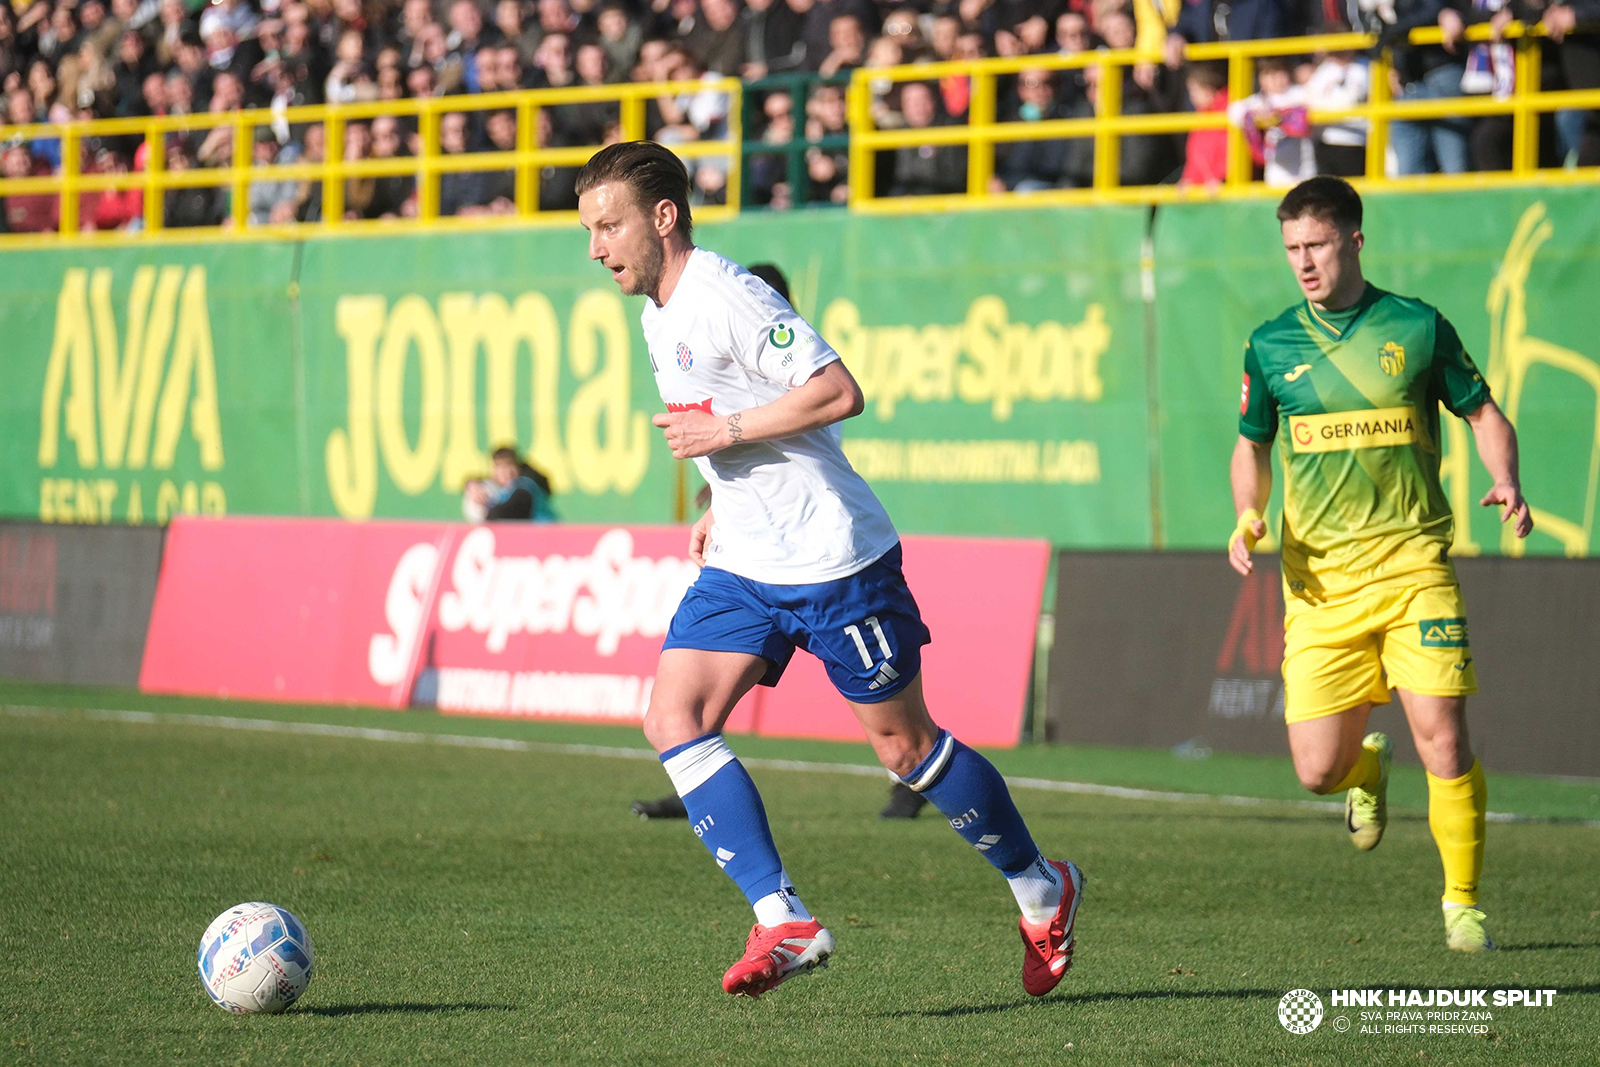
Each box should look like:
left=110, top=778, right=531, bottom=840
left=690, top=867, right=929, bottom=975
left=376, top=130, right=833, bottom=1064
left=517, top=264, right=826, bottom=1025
left=575, top=140, right=693, bottom=241
left=491, top=444, right=520, bottom=464
left=747, top=263, right=790, bottom=301
left=1276, top=176, right=1362, bottom=233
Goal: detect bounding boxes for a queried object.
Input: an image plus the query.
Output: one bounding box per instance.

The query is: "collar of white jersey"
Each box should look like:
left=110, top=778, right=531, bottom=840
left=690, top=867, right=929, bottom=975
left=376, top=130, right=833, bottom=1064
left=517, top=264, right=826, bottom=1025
left=649, top=245, right=708, bottom=313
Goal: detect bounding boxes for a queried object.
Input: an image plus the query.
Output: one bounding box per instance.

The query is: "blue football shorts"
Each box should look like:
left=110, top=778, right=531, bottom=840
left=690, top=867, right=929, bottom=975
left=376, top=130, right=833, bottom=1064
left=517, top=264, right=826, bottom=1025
left=661, top=543, right=931, bottom=703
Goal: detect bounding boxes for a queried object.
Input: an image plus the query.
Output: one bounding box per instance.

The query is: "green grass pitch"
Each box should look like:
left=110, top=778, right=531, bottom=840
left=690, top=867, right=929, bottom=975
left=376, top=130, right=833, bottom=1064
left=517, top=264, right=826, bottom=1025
left=3, top=682, right=1599, bottom=1066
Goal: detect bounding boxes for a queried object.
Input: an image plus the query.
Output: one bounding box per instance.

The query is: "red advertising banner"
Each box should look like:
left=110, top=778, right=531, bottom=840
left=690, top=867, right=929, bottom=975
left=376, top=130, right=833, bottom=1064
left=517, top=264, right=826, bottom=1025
left=141, top=518, right=1048, bottom=747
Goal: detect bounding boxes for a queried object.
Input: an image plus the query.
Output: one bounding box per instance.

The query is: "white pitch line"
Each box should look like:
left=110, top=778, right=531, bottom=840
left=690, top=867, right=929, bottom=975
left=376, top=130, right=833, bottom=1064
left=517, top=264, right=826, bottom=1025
left=4, top=704, right=1594, bottom=826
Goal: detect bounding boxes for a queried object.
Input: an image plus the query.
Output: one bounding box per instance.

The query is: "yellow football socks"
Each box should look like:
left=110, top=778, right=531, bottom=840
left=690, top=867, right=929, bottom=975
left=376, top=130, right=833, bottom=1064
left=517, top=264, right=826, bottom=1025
left=1427, top=760, right=1487, bottom=907
left=1330, top=744, right=1382, bottom=794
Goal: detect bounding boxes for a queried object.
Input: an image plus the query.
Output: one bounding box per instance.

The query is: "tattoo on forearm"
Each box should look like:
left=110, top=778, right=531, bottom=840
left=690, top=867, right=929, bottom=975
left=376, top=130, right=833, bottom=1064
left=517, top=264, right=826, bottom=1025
left=727, top=413, right=744, bottom=443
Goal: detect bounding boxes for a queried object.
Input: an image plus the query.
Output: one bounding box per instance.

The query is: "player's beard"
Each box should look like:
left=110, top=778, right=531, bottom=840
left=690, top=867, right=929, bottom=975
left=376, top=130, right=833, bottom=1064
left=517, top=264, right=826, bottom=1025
left=622, top=238, right=665, bottom=298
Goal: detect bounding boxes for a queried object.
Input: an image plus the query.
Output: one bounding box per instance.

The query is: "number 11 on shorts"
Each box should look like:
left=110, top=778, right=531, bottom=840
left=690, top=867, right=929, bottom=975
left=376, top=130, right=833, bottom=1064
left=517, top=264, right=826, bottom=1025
left=844, top=616, right=893, bottom=669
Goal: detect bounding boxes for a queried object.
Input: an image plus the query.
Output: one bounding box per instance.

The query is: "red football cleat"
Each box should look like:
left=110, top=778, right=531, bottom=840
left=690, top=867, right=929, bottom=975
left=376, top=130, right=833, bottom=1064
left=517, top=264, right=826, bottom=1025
left=720, top=920, right=836, bottom=998
left=1019, top=860, right=1085, bottom=997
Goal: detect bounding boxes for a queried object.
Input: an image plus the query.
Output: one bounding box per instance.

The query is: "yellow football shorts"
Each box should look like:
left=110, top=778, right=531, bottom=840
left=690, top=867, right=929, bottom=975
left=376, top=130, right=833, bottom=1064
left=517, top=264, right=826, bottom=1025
left=1282, top=581, right=1478, bottom=724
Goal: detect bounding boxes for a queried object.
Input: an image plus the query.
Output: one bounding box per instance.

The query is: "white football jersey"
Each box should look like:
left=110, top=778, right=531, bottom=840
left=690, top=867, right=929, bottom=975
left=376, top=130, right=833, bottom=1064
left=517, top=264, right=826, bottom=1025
left=641, top=248, right=899, bottom=584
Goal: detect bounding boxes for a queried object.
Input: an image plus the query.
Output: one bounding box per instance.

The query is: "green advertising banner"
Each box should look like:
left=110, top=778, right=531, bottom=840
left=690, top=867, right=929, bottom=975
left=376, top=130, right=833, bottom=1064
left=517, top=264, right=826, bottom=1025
left=293, top=230, right=672, bottom=525
left=1, top=188, right=1594, bottom=558
left=708, top=208, right=1152, bottom=545
left=0, top=206, right=1152, bottom=543
left=4, top=242, right=301, bottom=526
left=1154, top=186, right=1600, bottom=559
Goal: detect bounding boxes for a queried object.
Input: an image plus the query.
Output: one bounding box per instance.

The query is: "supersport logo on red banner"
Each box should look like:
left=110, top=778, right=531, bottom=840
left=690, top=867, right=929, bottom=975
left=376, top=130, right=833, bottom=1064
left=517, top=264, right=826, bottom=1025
left=370, top=527, right=700, bottom=679
left=141, top=518, right=1049, bottom=746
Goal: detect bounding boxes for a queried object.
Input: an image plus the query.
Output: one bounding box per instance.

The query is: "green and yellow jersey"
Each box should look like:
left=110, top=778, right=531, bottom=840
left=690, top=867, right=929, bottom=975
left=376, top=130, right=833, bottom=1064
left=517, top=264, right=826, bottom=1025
left=1239, top=284, right=1492, bottom=604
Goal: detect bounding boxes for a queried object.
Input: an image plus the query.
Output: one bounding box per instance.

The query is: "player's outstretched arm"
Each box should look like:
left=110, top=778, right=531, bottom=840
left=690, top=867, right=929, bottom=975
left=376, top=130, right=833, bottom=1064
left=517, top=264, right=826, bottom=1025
left=651, top=361, right=865, bottom=459
left=1229, top=435, right=1272, bottom=576
left=1464, top=400, right=1534, bottom=538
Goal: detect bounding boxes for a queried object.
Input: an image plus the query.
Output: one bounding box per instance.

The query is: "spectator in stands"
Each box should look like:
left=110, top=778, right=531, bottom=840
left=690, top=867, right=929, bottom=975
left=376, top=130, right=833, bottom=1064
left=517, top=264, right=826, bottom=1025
left=81, top=147, right=141, bottom=230
left=1057, top=10, right=1092, bottom=56
left=1385, top=0, right=1472, bottom=174
left=498, top=0, right=542, bottom=67
left=163, top=141, right=226, bottom=227
left=1063, top=61, right=1183, bottom=187
left=748, top=89, right=795, bottom=204
left=469, top=109, right=519, bottom=214
left=112, top=31, right=153, bottom=116
left=817, top=12, right=867, bottom=77
left=248, top=131, right=300, bottom=225
left=367, top=114, right=416, bottom=218
left=992, top=67, right=1074, bottom=191
left=1303, top=39, right=1369, bottom=177
left=1228, top=57, right=1314, bottom=185
left=689, top=0, right=745, bottom=74
left=1542, top=0, right=1600, bottom=165
left=888, top=81, right=967, bottom=196
left=563, top=43, right=621, bottom=143
left=804, top=82, right=849, bottom=202
left=654, top=48, right=729, bottom=142
left=438, top=111, right=487, bottom=216
left=463, top=445, right=559, bottom=522
left=2, top=143, right=59, bottom=232
left=1180, top=60, right=1229, bottom=187
left=741, top=0, right=807, bottom=78
left=534, top=31, right=576, bottom=90
left=341, top=120, right=377, bottom=219
left=597, top=4, right=644, bottom=76
left=1168, top=0, right=1297, bottom=50
left=290, top=122, right=326, bottom=222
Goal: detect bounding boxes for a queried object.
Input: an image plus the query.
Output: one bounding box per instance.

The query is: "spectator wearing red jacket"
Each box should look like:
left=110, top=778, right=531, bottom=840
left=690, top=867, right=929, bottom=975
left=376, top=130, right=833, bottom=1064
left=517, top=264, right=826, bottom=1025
left=81, top=148, right=142, bottom=231
left=1181, top=62, right=1229, bottom=187
left=1, top=144, right=59, bottom=233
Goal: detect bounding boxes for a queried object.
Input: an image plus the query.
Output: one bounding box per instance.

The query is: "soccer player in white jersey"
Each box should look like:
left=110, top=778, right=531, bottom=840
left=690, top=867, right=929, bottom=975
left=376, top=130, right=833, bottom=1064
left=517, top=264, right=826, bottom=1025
left=575, top=141, right=1084, bottom=999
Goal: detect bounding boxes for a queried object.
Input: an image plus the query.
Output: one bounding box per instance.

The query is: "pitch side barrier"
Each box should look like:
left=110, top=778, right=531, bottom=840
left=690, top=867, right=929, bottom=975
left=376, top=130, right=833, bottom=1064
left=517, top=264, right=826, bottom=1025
left=0, top=521, right=164, bottom=686
left=138, top=516, right=1048, bottom=747
left=1047, top=550, right=1598, bottom=779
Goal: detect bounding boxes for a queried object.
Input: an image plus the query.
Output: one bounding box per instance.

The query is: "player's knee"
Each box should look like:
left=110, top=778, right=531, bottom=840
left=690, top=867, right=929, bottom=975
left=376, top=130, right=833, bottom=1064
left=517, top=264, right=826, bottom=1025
left=1294, top=757, right=1345, bottom=795
left=869, top=733, right=930, bottom=779
left=642, top=706, right=697, bottom=755
left=1420, top=729, right=1473, bottom=778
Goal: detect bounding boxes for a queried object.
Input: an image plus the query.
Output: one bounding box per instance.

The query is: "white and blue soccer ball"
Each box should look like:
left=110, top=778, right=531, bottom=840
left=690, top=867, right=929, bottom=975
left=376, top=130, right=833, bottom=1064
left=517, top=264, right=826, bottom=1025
left=197, top=902, right=315, bottom=1014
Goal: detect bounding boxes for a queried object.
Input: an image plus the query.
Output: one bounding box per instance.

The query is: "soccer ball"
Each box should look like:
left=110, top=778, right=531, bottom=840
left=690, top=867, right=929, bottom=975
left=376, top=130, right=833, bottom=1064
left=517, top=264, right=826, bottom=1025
left=197, top=902, right=315, bottom=1013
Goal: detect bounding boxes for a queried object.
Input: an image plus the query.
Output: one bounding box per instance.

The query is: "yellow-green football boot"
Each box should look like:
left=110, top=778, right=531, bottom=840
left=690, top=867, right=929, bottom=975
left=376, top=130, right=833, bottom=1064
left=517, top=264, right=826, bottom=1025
left=1345, top=732, right=1393, bottom=851
left=1444, top=906, right=1495, bottom=952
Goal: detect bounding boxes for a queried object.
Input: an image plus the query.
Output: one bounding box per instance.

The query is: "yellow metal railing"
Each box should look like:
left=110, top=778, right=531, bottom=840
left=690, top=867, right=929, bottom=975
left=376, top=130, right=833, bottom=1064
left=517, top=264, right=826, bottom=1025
left=847, top=23, right=1600, bottom=212
left=0, top=78, right=742, bottom=243
left=3, top=24, right=1600, bottom=242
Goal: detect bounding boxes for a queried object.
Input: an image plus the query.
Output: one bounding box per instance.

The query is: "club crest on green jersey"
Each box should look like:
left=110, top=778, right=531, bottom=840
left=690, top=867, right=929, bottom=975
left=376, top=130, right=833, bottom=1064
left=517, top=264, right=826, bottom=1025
left=1379, top=342, right=1405, bottom=377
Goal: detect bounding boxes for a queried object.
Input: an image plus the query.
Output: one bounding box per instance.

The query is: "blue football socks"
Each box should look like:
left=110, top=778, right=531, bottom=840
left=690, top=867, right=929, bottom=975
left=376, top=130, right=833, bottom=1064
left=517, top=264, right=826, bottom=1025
left=660, top=733, right=812, bottom=927
left=899, top=729, right=1063, bottom=923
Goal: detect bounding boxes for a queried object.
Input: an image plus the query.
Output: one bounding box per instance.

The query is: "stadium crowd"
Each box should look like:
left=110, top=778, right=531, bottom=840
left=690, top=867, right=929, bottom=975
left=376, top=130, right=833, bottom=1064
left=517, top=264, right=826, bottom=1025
left=1, top=0, right=1597, bottom=230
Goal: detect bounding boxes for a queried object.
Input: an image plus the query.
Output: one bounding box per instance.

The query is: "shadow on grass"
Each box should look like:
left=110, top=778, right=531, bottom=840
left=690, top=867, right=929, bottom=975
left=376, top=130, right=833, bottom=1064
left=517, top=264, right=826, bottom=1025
left=297, top=1002, right=516, bottom=1017
left=1496, top=943, right=1600, bottom=953
left=875, top=987, right=1284, bottom=1019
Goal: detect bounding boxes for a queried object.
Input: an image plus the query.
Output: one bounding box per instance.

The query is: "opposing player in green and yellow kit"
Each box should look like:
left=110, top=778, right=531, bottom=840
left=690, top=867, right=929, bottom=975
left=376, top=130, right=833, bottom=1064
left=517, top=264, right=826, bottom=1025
left=1228, top=177, right=1534, bottom=952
